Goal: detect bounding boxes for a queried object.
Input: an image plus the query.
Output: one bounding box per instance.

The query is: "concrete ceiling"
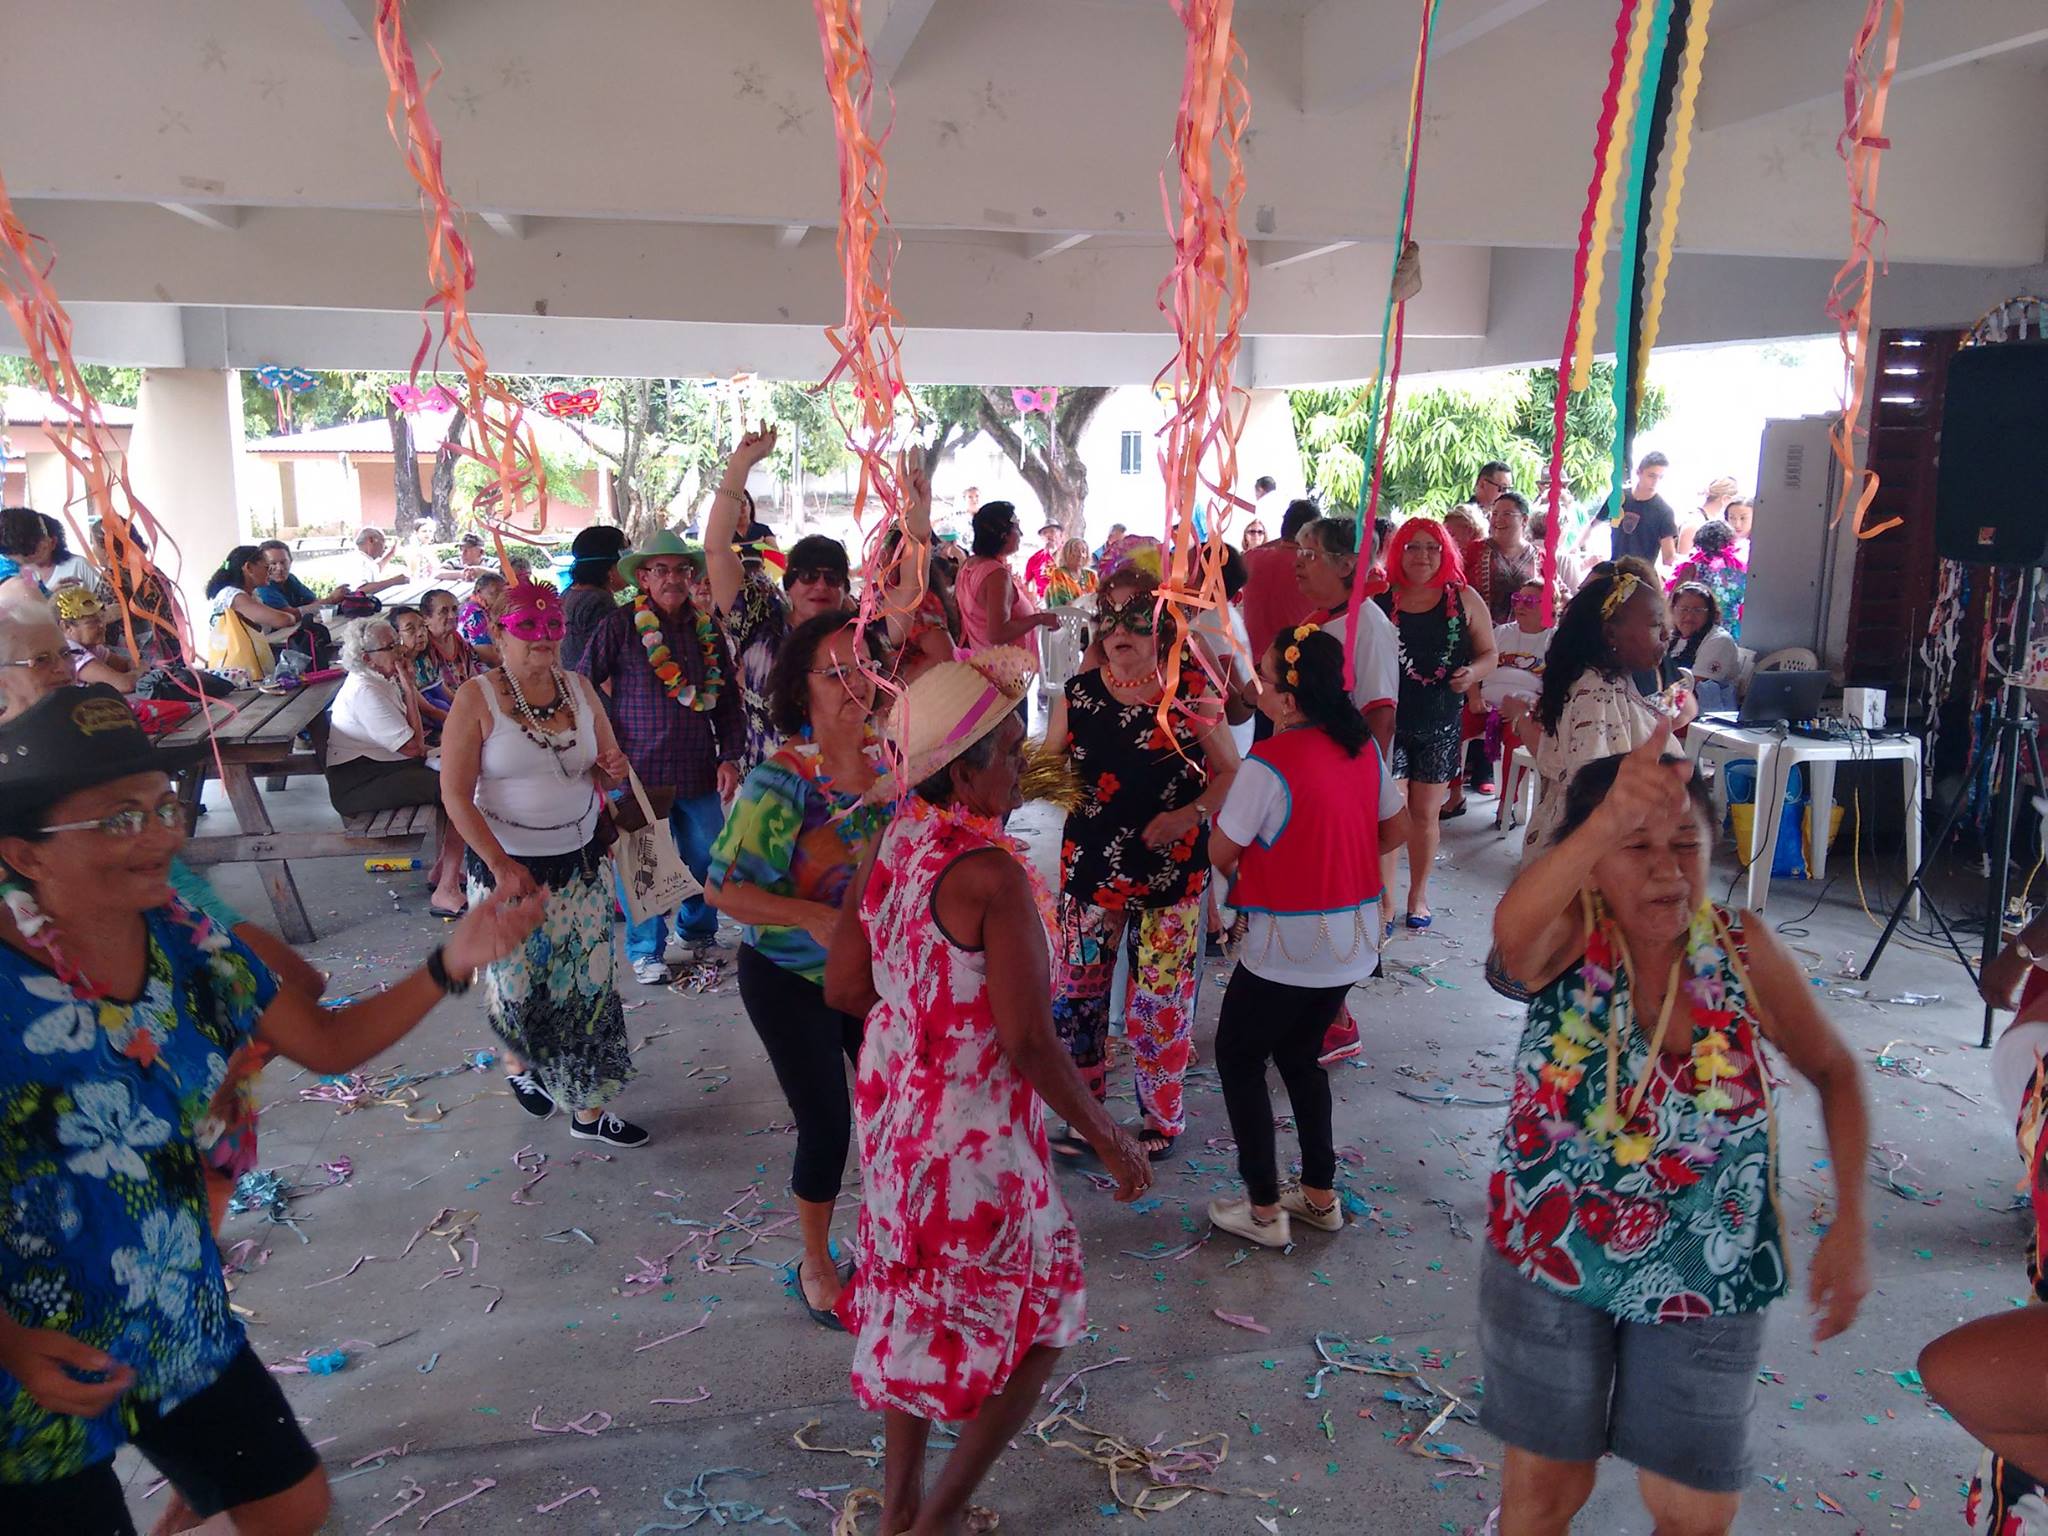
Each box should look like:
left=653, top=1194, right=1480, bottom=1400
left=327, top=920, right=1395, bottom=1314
left=5, top=0, right=2047, bottom=383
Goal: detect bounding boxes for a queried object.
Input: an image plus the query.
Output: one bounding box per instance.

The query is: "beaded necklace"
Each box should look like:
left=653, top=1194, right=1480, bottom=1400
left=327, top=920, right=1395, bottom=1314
left=634, top=594, right=724, bottom=711
left=502, top=665, right=580, bottom=780
left=1393, top=585, right=1465, bottom=687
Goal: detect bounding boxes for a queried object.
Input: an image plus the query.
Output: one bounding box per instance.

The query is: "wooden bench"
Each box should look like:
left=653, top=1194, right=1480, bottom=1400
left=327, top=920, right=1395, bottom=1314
left=167, top=678, right=441, bottom=942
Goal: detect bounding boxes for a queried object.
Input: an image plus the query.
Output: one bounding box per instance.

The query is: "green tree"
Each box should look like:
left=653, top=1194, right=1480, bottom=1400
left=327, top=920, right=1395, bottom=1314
left=968, top=386, right=1110, bottom=535
left=911, top=385, right=985, bottom=471
left=0, top=356, right=144, bottom=410
left=1292, top=364, right=1666, bottom=527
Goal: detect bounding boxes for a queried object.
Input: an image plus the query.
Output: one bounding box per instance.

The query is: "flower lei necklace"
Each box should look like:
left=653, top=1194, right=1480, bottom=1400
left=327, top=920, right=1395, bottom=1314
left=1394, top=585, right=1465, bottom=687
left=634, top=594, right=723, bottom=712
left=0, top=874, right=227, bottom=1072
left=1555, top=894, right=1750, bottom=1161
left=904, top=796, right=1057, bottom=936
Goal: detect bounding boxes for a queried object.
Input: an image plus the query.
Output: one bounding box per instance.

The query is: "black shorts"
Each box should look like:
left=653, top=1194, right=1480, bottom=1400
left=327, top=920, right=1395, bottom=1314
left=4, top=1344, right=321, bottom=1535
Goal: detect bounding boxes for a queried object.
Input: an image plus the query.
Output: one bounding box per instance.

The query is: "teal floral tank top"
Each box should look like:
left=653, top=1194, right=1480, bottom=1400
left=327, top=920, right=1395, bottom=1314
left=1487, top=901, right=1788, bottom=1323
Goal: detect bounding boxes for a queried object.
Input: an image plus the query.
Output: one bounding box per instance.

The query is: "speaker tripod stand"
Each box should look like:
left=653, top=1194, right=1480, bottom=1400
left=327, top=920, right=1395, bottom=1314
left=1861, top=568, right=2046, bottom=1047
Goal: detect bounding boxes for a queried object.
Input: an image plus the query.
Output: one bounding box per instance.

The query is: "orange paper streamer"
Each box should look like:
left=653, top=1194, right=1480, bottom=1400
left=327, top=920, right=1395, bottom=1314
left=811, top=0, right=922, bottom=736
left=0, top=174, right=195, bottom=684
left=1152, top=0, right=1253, bottom=722
left=374, top=0, right=548, bottom=541
left=1826, top=0, right=1904, bottom=540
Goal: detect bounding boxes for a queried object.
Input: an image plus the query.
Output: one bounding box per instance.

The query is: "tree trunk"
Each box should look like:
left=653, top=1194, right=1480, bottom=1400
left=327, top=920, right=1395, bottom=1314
left=428, top=404, right=467, bottom=539
left=387, top=403, right=424, bottom=533
left=972, top=385, right=1110, bottom=539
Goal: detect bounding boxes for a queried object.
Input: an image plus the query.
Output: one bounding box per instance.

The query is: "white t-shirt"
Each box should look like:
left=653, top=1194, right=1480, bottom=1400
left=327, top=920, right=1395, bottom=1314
left=344, top=548, right=398, bottom=591
left=1217, top=738, right=1400, bottom=988
left=328, top=670, right=419, bottom=766
left=1322, top=603, right=1399, bottom=715
left=1484, top=621, right=1554, bottom=709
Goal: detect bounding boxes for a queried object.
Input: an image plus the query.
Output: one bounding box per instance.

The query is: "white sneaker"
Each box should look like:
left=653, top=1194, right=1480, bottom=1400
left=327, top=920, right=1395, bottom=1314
left=632, top=958, right=671, bottom=986
left=1280, top=1184, right=1344, bottom=1233
left=1207, top=1198, right=1291, bottom=1249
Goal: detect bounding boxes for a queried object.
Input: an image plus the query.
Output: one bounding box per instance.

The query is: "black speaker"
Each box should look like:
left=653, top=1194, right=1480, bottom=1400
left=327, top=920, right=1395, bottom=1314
left=1935, top=340, right=2048, bottom=566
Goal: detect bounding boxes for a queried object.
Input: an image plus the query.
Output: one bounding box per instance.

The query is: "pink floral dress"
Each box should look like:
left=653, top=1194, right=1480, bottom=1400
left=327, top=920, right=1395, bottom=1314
left=837, top=807, right=1088, bottom=1421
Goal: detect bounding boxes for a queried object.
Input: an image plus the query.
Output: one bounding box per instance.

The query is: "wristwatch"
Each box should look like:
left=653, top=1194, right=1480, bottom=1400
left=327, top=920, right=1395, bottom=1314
left=426, top=945, right=474, bottom=997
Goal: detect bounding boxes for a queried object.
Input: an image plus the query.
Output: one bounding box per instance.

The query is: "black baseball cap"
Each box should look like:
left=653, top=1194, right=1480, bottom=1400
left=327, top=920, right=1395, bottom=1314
left=0, top=684, right=204, bottom=811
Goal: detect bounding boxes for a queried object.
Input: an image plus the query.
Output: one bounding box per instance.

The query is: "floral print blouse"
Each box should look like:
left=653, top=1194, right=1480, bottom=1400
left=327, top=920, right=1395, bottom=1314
left=1059, top=667, right=1214, bottom=910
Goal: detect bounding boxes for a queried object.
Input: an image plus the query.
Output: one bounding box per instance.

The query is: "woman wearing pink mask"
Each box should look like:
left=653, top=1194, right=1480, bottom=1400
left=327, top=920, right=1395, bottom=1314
left=438, top=580, right=650, bottom=1148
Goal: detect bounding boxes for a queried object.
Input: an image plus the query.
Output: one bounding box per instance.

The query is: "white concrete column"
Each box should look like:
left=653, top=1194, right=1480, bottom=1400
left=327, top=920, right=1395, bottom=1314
left=126, top=368, right=246, bottom=626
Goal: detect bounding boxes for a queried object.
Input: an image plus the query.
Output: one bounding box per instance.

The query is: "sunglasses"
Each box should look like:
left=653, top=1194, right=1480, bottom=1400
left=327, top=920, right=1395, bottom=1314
left=788, top=568, right=848, bottom=589
left=1510, top=592, right=1542, bottom=607
left=42, top=798, right=184, bottom=838
left=1096, top=599, right=1157, bottom=636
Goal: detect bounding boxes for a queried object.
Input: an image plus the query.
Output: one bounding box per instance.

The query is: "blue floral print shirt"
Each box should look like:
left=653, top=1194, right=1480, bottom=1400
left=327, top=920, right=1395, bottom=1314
left=0, top=907, right=278, bottom=1482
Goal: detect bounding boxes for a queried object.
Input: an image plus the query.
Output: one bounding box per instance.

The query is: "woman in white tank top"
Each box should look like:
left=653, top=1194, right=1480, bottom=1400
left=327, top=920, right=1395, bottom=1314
left=437, top=581, right=652, bottom=1149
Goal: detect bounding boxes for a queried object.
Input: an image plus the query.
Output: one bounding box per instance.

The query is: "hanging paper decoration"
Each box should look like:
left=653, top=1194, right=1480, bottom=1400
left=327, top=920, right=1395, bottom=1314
left=372, top=0, right=548, bottom=543
left=1827, top=0, right=1905, bottom=539
left=542, top=387, right=602, bottom=418
left=1338, top=0, right=1443, bottom=684
left=389, top=382, right=460, bottom=414
left=1011, top=386, right=1060, bottom=416
left=1152, top=0, right=1252, bottom=717
left=1634, top=0, right=1713, bottom=384
left=0, top=171, right=193, bottom=680
left=812, top=0, right=920, bottom=735
left=1540, top=0, right=1643, bottom=615
left=254, top=366, right=319, bottom=394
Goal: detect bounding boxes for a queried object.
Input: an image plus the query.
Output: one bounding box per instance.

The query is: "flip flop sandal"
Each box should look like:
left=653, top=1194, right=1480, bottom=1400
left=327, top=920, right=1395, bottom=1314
left=1049, top=1129, right=1097, bottom=1161
left=1405, top=912, right=1433, bottom=930
left=429, top=903, right=468, bottom=921
left=965, top=1507, right=1001, bottom=1532
left=1128, top=1121, right=1178, bottom=1163
left=792, top=1257, right=848, bottom=1332
left=1439, top=802, right=1469, bottom=820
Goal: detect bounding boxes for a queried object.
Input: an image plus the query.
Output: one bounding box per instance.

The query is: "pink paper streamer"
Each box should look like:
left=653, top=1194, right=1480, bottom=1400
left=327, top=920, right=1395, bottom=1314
left=535, top=1486, right=601, bottom=1513
left=1212, top=1309, right=1271, bottom=1334
left=633, top=1309, right=715, bottom=1353
left=417, top=1478, right=496, bottom=1529
left=529, top=1405, right=614, bottom=1435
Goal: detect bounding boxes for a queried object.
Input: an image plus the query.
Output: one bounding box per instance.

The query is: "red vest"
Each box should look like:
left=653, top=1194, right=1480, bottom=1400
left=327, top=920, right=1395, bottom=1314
left=1229, top=727, right=1386, bottom=915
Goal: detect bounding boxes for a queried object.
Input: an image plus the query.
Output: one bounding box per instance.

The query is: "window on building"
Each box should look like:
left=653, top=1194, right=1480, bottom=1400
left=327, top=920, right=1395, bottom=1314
left=1119, top=430, right=1143, bottom=475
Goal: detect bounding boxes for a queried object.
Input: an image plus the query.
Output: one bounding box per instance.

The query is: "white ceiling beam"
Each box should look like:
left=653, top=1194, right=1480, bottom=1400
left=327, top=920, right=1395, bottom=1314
left=1698, top=0, right=2048, bottom=133
left=298, top=0, right=378, bottom=60
left=1020, top=231, right=1092, bottom=262
left=158, top=202, right=244, bottom=232
left=478, top=211, right=528, bottom=240
left=1302, top=0, right=1560, bottom=116
left=775, top=223, right=809, bottom=250
left=1256, top=239, right=1356, bottom=271
left=870, top=0, right=941, bottom=84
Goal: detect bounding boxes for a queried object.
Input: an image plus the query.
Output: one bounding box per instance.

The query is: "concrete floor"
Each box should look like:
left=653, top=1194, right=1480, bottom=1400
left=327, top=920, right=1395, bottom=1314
left=125, top=772, right=2026, bottom=1534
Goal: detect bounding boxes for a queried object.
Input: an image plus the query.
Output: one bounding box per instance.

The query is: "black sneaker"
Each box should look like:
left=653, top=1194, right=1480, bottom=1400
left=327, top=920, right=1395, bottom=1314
left=506, top=1072, right=556, bottom=1120
left=569, top=1111, right=650, bottom=1149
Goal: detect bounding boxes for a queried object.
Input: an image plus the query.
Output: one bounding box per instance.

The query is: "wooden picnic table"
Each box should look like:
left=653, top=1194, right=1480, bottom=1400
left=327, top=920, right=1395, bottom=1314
left=164, top=677, right=429, bottom=943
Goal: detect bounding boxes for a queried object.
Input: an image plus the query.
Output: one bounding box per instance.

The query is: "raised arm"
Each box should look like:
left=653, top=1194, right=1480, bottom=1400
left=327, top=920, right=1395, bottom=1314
left=880, top=446, right=934, bottom=646
left=705, top=424, right=779, bottom=616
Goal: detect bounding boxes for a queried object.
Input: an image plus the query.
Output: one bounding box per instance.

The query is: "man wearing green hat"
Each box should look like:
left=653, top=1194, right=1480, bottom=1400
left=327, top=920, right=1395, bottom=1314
left=576, top=530, right=744, bottom=983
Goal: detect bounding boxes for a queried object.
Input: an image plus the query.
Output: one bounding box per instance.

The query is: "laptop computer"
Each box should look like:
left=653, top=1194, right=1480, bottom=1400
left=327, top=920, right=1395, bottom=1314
left=1703, top=668, right=1829, bottom=727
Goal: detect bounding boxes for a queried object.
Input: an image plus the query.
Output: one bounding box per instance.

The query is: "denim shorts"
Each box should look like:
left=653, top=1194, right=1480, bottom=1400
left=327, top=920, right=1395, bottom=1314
left=1478, top=1247, right=1765, bottom=1493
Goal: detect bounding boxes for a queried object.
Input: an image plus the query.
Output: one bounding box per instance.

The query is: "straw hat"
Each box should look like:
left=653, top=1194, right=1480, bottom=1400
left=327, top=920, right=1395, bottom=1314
left=879, top=646, right=1035, bottom=797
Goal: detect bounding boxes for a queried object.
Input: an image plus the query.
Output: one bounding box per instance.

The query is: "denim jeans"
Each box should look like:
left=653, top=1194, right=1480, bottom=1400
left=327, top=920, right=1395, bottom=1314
left=620, top=790, right=724, bottom=961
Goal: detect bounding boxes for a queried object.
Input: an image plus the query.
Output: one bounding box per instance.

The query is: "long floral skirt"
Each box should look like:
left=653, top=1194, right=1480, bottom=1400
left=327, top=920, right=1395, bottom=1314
left=465, top=841, right=632, bottom=1112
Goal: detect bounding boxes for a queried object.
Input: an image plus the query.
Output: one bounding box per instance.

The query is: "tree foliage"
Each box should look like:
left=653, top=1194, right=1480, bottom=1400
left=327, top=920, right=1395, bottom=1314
left=1291, top=365, right=1667, bottom=529
left=0, top=356, right=145, bottom=410
left=965, top=386, right=1110, bottom=534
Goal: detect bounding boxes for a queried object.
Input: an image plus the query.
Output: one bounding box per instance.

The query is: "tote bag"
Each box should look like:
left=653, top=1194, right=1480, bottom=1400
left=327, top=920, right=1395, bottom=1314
left=612, top=767, right=703, bottom=925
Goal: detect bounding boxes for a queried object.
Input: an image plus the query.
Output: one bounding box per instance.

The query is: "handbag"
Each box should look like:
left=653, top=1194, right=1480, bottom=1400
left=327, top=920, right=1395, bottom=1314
left=610, top=767, right=703, bottom=925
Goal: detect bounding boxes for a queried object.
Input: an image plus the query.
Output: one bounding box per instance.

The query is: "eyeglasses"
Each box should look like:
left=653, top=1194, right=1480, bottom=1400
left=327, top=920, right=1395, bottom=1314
left=639, top=561, right=692, bottom=580
left=1483, top=477, right=1512, bottom=492
left=361, top=642, right=397, bottom=655
left=1096, top=599, right=1157, bottom=636
left=41, top=798, right=184, bottom=838
left=1510, top=592, right=1542, bottom=607
left=809, top=665, right=868, bottom=685
left=3, top=649, right=68, bottom=672
left=789, top=568, right=848, bottom=589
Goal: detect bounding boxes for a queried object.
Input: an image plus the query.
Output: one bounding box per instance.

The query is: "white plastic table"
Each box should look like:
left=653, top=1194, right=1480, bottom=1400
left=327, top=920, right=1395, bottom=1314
left=1681, top=719, right=1921, bottom=917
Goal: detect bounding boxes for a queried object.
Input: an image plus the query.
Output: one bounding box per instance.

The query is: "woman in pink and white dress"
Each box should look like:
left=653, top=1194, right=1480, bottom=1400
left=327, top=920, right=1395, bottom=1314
left=826, top=651, right=1147, bottom=1536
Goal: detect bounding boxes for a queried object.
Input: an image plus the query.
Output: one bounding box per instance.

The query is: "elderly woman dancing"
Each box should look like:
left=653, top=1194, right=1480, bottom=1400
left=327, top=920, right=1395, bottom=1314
left=826, top=652, right=1147, bottom=1536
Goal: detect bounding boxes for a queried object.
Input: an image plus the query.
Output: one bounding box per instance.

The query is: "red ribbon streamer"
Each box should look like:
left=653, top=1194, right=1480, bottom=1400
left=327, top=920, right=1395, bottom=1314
left=1540, top=0, right=1643, bottom=622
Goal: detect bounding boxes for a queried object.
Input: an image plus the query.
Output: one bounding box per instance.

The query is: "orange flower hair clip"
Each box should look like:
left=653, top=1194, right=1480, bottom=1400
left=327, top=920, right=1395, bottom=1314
left=1282, top=622, right=1319, bottom=687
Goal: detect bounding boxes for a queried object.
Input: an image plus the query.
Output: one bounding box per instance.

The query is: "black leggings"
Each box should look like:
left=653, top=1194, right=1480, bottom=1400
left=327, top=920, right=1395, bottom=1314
left=736, top=942, right=863, bottom=1204
left=1214, top=964, right=1350, bottom=1206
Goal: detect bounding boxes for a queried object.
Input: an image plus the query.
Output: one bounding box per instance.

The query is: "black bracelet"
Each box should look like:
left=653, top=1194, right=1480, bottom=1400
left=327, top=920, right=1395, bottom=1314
left=426, top=945, right=472, bottom=997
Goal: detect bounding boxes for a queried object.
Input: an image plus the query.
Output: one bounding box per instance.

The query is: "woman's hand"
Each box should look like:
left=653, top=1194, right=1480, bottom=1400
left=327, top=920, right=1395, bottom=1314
left=902, top=445, right=932, bottom=534
left=0, top=1321, right=135, bottom=1418
left=802, top=903, right=843, bottom=948
left=1092, top=1124, right=1153, bottom=1202
left=443, top=886, right=548, bottom=976
left=1034, top=611, right=1063, bottom=631
left=1141, top=805, right=1203, bottom=850
left=730, top=422, right=778, bottom=473
left=1808, top=1223, right=1870, bottom=1342
left=486, top=859, right=543, bottom=905
left=1592, top=720, right=1691, bottom=836
left=594, top=746, right=630, bottom=787
left=1982, top=945, right=2035, bottom=1011
left=1448, top=665, right=1474, bottom=693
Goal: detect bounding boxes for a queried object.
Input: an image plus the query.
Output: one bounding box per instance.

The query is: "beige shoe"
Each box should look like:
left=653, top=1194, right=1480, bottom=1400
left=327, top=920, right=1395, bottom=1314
left=1280, top=1184, right=1344, bottom=1233
left=1208, top=1198, right=1291, bottom=1248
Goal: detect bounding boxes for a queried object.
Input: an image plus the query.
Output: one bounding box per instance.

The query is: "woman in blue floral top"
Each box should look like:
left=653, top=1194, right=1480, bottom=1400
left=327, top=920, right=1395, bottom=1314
left=0, top=685, right=543, bottom=1533
left=707, top=612, right=892, bottom=1328
left=1483, top=725, right=1869, bottom=1536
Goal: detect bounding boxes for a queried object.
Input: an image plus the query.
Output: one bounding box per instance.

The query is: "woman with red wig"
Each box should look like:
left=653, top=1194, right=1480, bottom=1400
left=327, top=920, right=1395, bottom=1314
left=1373, top=518, right=1495, bottom=930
